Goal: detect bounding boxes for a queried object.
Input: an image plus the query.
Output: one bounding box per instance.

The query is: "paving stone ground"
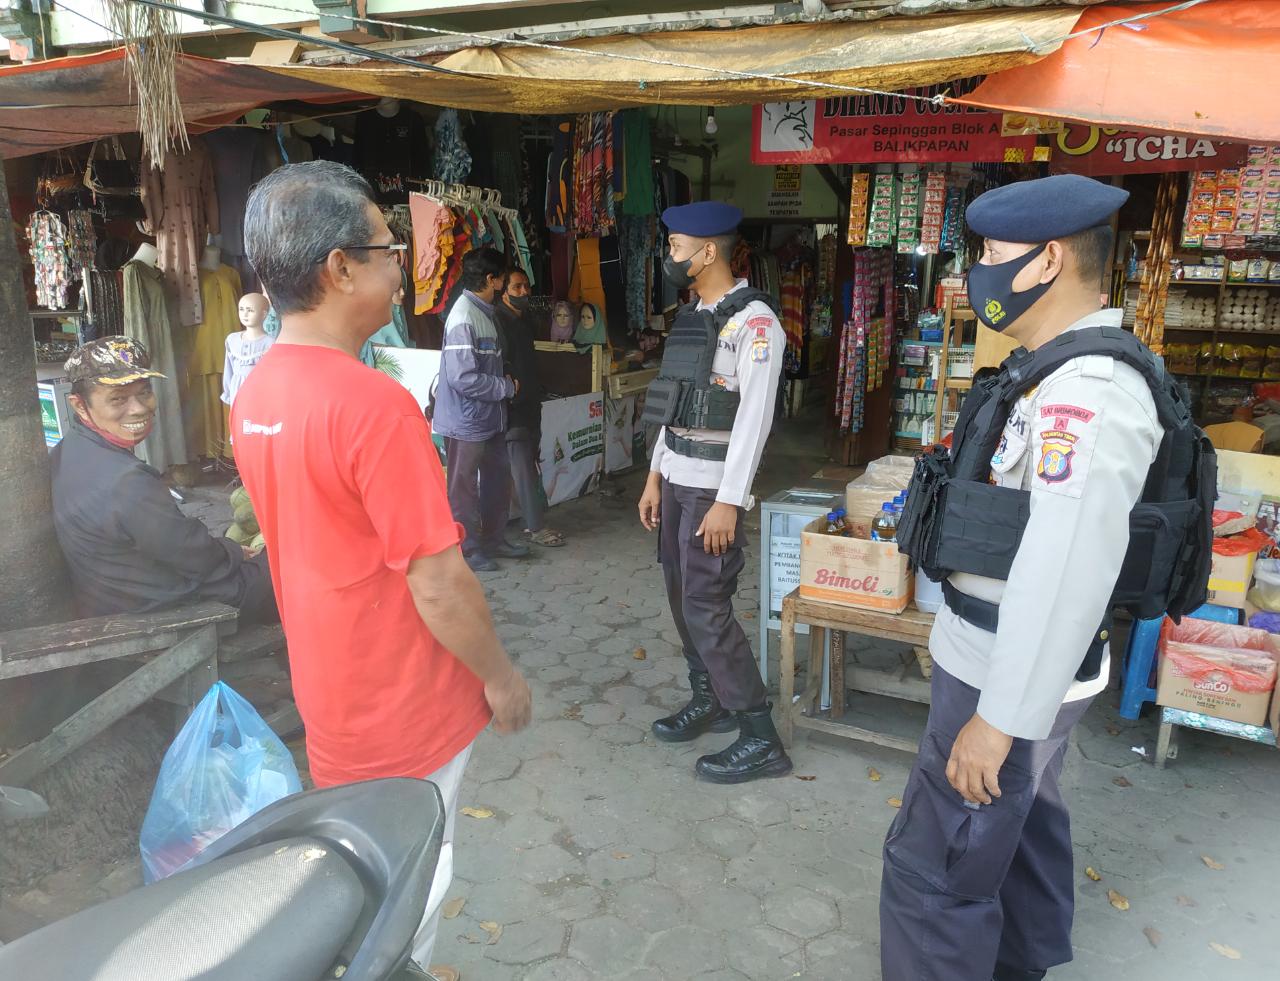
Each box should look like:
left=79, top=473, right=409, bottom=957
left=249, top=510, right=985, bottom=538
left=431, top=425, right=1280, bottom=981
left=6, top=418, right=1279, bottom=980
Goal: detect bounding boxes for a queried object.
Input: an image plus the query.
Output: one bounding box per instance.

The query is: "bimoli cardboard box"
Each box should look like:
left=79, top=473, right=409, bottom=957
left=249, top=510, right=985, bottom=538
left=1156, top=619, right=1279, bottom=726
left=798, top=517, right=912, bottom=613
left=1206, top=549, right=1257, bottom=609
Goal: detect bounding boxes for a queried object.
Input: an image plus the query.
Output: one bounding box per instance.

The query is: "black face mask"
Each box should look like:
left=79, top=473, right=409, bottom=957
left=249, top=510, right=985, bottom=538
left=966, top=243, right=1056, bottom=332
left=507, top=294, right=531, bottom=312
left=662, top=251, right=704, bottom=289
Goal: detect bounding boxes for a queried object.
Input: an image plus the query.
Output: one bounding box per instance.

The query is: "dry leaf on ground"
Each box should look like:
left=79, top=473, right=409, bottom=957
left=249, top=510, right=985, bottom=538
left=1113, top=776, right=1133, bottom=788
left=1201, top=855, right=1225, bottom=870
left=480, top=921, right=503, bottom=945
left=461, top=806, right=494, bottom=820
left=442, top=898, right=466, bottom=920
left=1209, top=942, right=1241, bottom=960
left=1176, top=894, right=1198, bottom=908
left=868, top=767, right=882, bottom=782
left=888, top=797, right=903, bottom=809
left=1107, top=889, right=1130, bottom=911
left=1085, top=867, right=1102, bottom=882
left=562, top=705, right=583, bottom=721
left=632, top=648, right=646, bottom=660
left=611, top=851, right=631, bottom=860
left=795, top=775, right=816, bottom=781
left=1143, top=926, right=1163, bottom=948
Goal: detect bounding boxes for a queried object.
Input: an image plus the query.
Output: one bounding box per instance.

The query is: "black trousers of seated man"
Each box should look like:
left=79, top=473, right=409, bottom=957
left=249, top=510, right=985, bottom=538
left=658, top=480, right=767, bottom=711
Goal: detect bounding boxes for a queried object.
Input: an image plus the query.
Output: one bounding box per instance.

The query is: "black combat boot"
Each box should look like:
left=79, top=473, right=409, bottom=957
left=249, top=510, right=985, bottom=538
left=651, top=670, right=736, bottom=742
left=694, top=703, right=793, bottom=783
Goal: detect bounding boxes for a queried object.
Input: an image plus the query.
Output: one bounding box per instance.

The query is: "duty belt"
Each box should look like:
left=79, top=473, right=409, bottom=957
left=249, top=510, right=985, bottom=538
left=940, top=580, right=1112, bottom=683
left=665, top=429, right=729, bottom=462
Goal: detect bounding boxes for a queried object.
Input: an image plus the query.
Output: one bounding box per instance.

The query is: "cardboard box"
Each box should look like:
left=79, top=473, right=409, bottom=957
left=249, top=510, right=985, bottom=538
left=1207, top=550, right=1257, bottom=609
left=799, top=517, right=912, bottom=613
left=1156, top=623, right=1279, bottom=726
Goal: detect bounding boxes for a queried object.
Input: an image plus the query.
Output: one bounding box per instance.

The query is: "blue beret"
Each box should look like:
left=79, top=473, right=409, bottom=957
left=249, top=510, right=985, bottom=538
left=662, top=201, right=742, bottom=238
left=966, top=174, right=1129, bottom=243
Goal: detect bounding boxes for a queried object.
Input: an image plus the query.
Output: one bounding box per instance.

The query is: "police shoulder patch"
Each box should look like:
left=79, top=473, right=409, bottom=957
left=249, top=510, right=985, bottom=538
left=750, top=338, right=770, bottom=363
left=746, top=315, right=774, bottom=331
left=719, top=320, right=739, bottom=338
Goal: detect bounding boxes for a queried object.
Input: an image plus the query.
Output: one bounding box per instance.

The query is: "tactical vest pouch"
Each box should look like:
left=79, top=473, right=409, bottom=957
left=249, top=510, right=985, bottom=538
left=691, top=387, right=741, bottom=430
left=931, top=478, right=1030, bottom=582
left=896, top=448, right=952, bottom=579
left=1112, top=502, right=1200, bottom=620
left=641, top=377, right=683, bottom=426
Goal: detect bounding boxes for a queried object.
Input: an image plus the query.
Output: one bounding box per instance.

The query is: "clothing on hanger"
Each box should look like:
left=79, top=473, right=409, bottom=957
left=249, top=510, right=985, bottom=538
left=27, top=210, right=70, bottom=310
left=123, top=259, right=188, bottom=470
left=188, top=264, right=243, bottom=459
left=140, top=138, right=220, bottom=327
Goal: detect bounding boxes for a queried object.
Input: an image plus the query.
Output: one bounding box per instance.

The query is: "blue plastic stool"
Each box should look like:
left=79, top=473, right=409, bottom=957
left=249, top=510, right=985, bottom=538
left=1118, top=603, right=1241, bottom=720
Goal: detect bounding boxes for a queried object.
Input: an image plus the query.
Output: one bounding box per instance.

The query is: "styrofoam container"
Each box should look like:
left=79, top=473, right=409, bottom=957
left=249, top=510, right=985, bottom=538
left=914, top=569, right=944, bottom=614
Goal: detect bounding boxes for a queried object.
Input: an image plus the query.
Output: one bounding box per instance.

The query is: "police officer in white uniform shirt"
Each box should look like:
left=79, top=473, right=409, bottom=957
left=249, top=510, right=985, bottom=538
left=880, top=176, right=1164, bottom=980
left=637, top=201, right=793, bottom=784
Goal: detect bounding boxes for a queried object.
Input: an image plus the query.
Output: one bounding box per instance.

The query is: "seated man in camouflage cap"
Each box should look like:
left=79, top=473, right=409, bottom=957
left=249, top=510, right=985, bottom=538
left=51, top=337, right=277, bottom=624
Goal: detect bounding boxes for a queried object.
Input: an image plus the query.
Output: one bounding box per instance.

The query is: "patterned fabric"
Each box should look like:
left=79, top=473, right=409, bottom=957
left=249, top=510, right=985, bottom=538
left=433, top=109, right=472, bottom=184
left=65, top=210, right=97, bottom=282
left=835, top=248, right=893, bottom=433
left=222, top=331, right=274, bottom=407
left=779, top=267, right=808, bottom=377
left=572, top=111, right=616, bottom=237
left=618, top=214, right=652, bottom=333
left=141, top=140, right=220, bottom=327
left=86, top=269, right=125, bottom=339
left=545, top=120, right=572, bottom=234
left=27, top=211, right=70, bottom=310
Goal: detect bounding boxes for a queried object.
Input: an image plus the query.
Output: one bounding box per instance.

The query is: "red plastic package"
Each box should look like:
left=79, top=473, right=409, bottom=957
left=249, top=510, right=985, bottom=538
left=1212, top=509, right=1244, bottom=527
left=1212, top=527, right=1273, bottom=556
left=1158, top=618, right=1280, bottom=694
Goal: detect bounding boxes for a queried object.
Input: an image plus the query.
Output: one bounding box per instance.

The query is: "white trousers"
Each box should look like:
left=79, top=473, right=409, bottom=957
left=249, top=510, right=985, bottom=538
left=410, top=739, right=475, bottom=969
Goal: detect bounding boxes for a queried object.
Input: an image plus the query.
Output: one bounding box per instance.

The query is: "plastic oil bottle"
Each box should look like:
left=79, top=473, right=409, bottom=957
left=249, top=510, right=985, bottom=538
left=871, top=501, right=899, bottom=543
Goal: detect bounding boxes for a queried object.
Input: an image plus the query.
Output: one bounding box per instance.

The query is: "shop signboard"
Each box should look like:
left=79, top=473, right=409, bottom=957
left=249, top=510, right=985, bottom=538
left=751, top=91, right=1035, bottom=165
left=540, top=392, right=604, bottom=507
left=1050, top=125, right=1248, bottom=176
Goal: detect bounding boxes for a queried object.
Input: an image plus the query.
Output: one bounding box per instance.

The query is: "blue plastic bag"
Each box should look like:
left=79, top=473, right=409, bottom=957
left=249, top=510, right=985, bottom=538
left=139, top=681, right=302, bottom=883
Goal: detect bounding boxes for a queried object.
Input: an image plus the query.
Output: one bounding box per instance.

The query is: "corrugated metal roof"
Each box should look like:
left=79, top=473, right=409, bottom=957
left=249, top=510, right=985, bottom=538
left=298, top=0, right=1128, bottom=67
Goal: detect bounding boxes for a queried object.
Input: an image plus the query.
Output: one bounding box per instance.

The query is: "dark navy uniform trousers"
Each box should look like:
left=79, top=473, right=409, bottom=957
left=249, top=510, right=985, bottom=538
left=658, top=480, right=768, bottom=711
left=880, top=664, right=1093, bottom=981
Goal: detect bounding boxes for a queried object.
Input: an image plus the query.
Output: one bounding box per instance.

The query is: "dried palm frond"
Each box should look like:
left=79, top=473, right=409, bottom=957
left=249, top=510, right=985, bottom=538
left=102, top=0, right=189, bottom=166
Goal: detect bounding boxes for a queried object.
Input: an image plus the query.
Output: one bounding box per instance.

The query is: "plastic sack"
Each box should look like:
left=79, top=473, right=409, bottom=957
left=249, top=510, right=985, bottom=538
left=1158, top=618, right=1280, bottom=694
left=1247, top=558, right=1280, bottom=612
left=139, top=681, right=302, bottom=883
left=1248, top=611, right=1280, bottom=634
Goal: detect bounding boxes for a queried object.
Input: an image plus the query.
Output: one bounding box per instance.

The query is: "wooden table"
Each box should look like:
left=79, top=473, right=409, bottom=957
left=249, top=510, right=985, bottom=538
left=777, top=589, right=935, bottom=753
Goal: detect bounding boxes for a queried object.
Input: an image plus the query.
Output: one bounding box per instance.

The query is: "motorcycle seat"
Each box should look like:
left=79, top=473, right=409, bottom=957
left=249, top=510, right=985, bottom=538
left=0, top=836, right=364, bottom=981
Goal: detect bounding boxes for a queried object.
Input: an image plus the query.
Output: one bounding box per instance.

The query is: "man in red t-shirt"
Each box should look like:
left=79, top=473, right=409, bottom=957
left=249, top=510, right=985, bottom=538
left=233, top=161, right=531, bottom=978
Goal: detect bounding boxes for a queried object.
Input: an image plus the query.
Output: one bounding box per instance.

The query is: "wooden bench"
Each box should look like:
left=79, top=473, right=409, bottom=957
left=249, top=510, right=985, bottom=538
left=0, top=602, right=239, bottom=789
left=777, top=589, right=934, bottom=753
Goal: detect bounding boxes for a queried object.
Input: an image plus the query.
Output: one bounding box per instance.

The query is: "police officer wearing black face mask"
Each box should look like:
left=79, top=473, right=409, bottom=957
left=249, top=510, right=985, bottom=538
left=638, top=201, right=792, bottom=783
left=881, top=175, right=1175, bottom=981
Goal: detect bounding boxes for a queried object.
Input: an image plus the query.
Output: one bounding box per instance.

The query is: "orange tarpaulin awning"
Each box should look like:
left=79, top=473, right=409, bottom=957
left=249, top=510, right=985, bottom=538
left=951, top=0, right=1280, bottom=144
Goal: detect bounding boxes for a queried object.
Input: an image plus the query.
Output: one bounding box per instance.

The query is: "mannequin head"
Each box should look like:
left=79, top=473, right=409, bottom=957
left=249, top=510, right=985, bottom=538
left=376, top=98, right=401, bottom=119
left=238, top=293, right=270, bottom=335
left=131, top=242, right=159, bottom=268
left=579, top=304, right=599, bottom=332
left=550, top=301, right=576, bottom=342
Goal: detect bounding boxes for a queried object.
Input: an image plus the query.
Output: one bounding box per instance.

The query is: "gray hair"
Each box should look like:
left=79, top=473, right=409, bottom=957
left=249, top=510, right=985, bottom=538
left=243, top=161, right=376, bottom=315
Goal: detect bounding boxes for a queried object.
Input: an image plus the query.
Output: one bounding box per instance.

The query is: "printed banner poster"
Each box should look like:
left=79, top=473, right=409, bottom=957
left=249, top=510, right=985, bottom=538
left=752, top=95, right=1035, bottom=165
left=540, top=392, right=605, bottom=507
left=1049, top=125, right=1248, bottom=177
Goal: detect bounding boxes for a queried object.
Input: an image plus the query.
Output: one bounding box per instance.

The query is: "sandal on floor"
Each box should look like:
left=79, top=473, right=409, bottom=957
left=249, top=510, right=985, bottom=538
left=528, top=528, right=567, bottom=547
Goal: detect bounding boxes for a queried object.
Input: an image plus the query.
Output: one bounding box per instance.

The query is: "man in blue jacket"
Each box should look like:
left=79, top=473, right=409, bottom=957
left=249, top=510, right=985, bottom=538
left=433, top=247, right=529, bottom=572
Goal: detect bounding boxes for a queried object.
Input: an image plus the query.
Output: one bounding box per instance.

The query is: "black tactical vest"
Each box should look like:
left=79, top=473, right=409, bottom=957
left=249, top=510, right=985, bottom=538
left=641, top=288, right=779, bottom=460
left=897, top=325, right=1216, bottom=624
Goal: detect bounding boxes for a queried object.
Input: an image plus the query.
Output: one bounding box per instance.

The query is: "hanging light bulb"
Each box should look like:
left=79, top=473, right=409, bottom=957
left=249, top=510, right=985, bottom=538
left=705, top=108, right=718, bottom=136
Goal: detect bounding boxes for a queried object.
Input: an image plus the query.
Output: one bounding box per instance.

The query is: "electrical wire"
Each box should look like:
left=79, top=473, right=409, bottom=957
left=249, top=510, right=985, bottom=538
left=1025, top=0, right=1215, bottom=53
left=118, top=0, right=464, bottom=75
